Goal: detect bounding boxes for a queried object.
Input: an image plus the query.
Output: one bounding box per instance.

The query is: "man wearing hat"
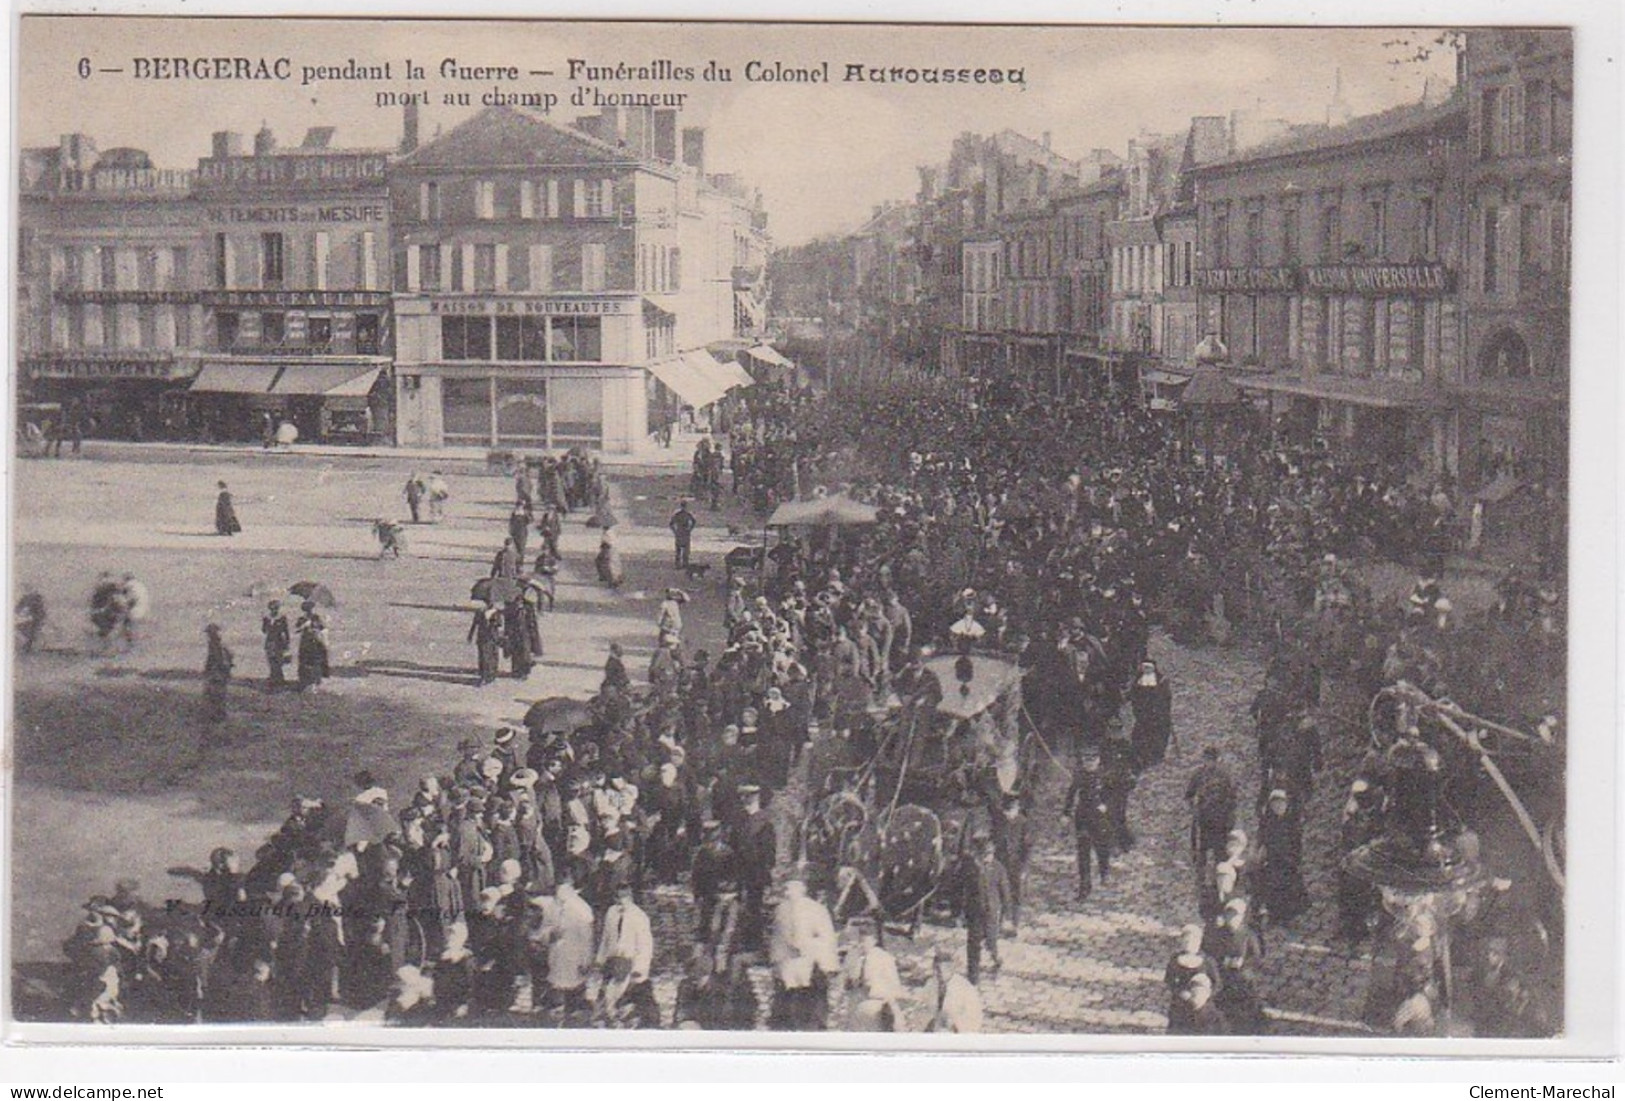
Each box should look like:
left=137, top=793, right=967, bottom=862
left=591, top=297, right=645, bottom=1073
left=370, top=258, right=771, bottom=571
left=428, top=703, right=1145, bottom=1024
left=260, top=600, right=291, bottom=691
left=958, top=835, right=1012, bottom=985
left=734, top=784, right=776, bottom=953
left=490, top=727, right=522, bottom=782
left=691, top=817, right=739, bottom=962
left=669, top=499, right=698, bottom=569
left=1063, top=751, right=1112, bottom=902
left=1185, top=745, right=1238, bottom=870
left=453, top=738, right=486, bottom=788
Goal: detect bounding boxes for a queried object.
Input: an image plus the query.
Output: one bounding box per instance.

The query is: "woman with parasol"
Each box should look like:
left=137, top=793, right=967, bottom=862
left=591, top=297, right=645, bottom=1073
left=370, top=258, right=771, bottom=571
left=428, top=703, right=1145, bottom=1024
left=295, top=600, right=331, bottom=691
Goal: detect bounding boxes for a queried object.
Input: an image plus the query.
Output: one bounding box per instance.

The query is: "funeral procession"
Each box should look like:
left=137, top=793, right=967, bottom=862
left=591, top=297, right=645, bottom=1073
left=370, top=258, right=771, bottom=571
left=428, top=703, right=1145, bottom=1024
left=10, top=21, right=1573, bottom=1041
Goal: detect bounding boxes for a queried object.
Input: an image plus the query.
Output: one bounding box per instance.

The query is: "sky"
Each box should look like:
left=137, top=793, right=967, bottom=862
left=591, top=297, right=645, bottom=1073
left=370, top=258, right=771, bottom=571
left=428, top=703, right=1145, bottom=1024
left=18, top=18, right=1461, bottom=246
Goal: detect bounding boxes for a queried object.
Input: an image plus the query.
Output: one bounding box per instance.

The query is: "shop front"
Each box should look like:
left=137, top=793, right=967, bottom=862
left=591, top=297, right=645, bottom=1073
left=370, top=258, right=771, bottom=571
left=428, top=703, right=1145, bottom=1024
left=21, top=352, right=199, bottom=440
left=188, top=357, right=389, bottom=443
left=393, top=293, right=652, bottom=452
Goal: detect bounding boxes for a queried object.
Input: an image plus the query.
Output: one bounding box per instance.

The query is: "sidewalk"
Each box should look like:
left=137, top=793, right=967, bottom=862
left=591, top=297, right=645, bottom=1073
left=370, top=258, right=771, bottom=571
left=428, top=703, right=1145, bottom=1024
left=49, top=430, right=713, bottom=475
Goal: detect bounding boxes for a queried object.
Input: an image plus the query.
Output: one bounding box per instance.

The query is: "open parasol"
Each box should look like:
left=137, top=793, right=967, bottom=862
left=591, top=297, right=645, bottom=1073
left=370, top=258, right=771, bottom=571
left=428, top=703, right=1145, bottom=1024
left=523, top=696, right=595, bottom=738
left=767, top=492, right=879, bottom=528
left=472, top=577, right=521, bottom=604
left=289, top=581, right=337, bottom=608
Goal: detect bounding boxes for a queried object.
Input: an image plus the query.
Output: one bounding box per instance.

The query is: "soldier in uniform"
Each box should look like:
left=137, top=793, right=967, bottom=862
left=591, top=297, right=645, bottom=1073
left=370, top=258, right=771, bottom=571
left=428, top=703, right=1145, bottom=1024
left=733, top=785, right=776, bottom=954
left=260, top=600, right=290, bottom=691
left=1063, top=752, right=1113, bottom=900
left=669, top=499, right=698, bottom=569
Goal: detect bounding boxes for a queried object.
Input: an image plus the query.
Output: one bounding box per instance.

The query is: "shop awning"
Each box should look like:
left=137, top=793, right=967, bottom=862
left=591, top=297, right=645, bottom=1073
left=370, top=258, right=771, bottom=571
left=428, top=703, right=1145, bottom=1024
left=1140, top=369, right=1193, bottom=387
left=189, top=362, right=277, bottom=394
left=269, top=364, right=384, bottom=397
left=647, top=352, right=733, bottom=410
left=709, top=356, right=757, bottom=391
left=744, top=343, right=795, bottom=371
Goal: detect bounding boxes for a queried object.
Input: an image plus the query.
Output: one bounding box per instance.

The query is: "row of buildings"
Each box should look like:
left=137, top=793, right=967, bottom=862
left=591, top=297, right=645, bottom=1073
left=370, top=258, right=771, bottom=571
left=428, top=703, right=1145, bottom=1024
left=774, top=29, right=1569, bottom=489
left=18, top=104, right=773, bottom=452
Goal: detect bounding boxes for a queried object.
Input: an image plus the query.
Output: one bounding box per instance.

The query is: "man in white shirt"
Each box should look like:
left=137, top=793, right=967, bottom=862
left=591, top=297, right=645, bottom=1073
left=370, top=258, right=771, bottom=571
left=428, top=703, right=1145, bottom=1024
left=596, top=881, right=658, bottom=1027
left=769, top=878, right=839, bottom=1030
left=538, top=871, right=595, bottom=1017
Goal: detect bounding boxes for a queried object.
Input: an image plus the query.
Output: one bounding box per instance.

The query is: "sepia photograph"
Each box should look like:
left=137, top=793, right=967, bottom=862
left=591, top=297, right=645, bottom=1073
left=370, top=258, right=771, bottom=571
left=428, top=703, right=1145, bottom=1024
left=3, top=12, right=1602, bottom=1053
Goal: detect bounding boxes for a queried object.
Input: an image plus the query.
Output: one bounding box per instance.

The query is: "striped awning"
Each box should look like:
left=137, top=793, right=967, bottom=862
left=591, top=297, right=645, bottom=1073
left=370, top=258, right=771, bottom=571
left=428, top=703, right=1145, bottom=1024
left=188, top=362, right=276, bottom=394
left=269, top=364, right=383, bottom=397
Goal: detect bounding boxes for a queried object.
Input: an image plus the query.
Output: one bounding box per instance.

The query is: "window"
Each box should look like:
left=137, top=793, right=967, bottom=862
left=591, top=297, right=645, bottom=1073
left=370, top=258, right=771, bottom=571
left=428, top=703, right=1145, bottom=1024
left=261, top=233, right=285, bottom=287
left=1212, top=210, right=1229, bottom=267
left=308, top=316, right=333, bottom=350
left=216, top=312, right=240, bottom=350
left=1366, top=199, right=1386, bottom=259
left=582, top=242, right=607, bottom=292
left=260, top=312, right=285, bottom=345
left=476, top=180, right=496, bottom=220
left=520, top=180, right=536, bottom=219
left=1245, top=210, right=1262, bottom=266
left=1482, top=206, right=1499, bottom=294
left=419, top=244, right=442, bottom=291
left=546, top=180, right=560, bottom=218
left=1320, top=204, right=1342, bottom=262
left=495, top=316, right=547, bottom=361
left=1281, top=208, right=1299, bottom=265
left=99, top=248, right=117, bottom=290
left=138, top=248, right=158, bottom=291
left=355, top=314, right=381, bottom=355
left=507, top=246, right=530, bottom=292
left=550, top=317, right=601, bottom=361
left=473, top=244, right=498, bottom=291
left=420, top=181, right=441, bottom=221
left=531, top=245, right=554, bottom=292
left=1417, top=197, right=1437, bottom=261
left=1552, top=200, right=1570, bottom=281
left=441, top=315, right=492, bottom=361
left=1479, top=88, right=1502, bottom=159
left=668, top=246, right=682, bottom=292
left=1524, top=80, right=1549, bottom=156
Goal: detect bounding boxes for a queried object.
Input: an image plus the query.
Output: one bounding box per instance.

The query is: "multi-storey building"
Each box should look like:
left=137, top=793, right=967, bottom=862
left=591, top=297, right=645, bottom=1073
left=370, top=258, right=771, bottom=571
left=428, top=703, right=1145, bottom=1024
left=389, top=105, right=758, bottom=451
left=189, top=125, right=395, bottom=442
left=959, top=237, right=1004, bottom=375
left=1189, top=97, right=1469, bottom=475
left=1053, top=175, right=1123, bottom=395
left=1456, top=28, right=1571, bottom=487
left=18, top=135, right=204, bottom=438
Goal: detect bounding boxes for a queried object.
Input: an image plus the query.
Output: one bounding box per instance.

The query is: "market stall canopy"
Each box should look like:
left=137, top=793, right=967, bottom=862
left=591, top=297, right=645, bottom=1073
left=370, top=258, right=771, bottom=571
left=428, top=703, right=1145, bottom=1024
left=269, top=364, right=383, bottom=397
left=922, top=654, right=1025, bottom=720
left=189, top=362, right=275, bottom=394
left=647, top=351, right=735, bottom=410
left=767, top=493, right=879, bottom=527
left=1140, top=368, right=1193, bottom=387
left=1179, top=373, right=1244, bottom=405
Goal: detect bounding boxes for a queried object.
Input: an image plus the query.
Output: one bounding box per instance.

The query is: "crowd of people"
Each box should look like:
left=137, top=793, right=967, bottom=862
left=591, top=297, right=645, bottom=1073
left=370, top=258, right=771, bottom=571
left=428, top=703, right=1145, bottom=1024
left=53, top=366, right=1563, bottom=1037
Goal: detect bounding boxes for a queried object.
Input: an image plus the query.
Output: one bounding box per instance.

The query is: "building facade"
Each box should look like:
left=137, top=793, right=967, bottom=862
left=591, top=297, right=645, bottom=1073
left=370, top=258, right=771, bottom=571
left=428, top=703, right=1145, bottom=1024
left=18, top=135, right=204, bottom=438
left=1456, top=28, right=1571, bottom=487
left=1190, top=99, right=1470, bottom=475
left=189, top=126, right=394, bottom=443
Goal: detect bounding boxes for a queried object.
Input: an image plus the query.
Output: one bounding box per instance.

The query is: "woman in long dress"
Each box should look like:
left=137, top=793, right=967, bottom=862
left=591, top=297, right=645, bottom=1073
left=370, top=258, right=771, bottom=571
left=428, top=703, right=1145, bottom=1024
left=1129, top=659, right=1174, bottom=770
left=214, top=481, right=242, bottom=536
left=295, top=601, right=331, bottom=690
left=596, top=527, right=625, bottom=589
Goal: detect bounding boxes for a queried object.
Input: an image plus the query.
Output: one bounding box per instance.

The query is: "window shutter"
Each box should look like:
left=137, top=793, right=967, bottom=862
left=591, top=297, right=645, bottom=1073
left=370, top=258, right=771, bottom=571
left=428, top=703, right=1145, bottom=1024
left=547, top=180, right=559, bottom=218
left=223, top=239, right=236, bottom=290
left=572, top=180, right=586, bottom=219
left=532, top=245, right=552, bottom=292
left=601, top=179, right=615, bottom=216
left=407, top=245, right=421, bottom=291
left=461, top=244, right=476, bottom=292
left=495, top=244, right=509, bottom=289
left=419, top=182, right=430, bottom=221
left=520, top=181, right=535, bottom=219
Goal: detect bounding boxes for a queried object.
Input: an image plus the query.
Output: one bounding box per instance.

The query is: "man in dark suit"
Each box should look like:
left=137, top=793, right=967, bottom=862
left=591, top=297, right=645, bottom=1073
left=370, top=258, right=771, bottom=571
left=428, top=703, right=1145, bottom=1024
left=959, top=835, right=1011, bottom=985
left=669, top=499, right=698, bottom=569
left=1064, top=752, right=1114, bottom=900
left=734, top=785, right=776, bottom=953
left=260, top=601, right=291, bottom=691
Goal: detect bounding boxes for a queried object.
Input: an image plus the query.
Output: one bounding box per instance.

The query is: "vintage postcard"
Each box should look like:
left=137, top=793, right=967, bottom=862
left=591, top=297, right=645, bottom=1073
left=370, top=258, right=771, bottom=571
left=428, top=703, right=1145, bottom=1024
left=4, top=11, right=1609, bottom=1055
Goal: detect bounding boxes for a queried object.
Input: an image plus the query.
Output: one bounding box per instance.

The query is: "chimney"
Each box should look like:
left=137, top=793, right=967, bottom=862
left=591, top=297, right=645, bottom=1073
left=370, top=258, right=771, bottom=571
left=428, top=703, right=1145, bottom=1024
left=600, top=106, right=624, bottom=143
left=212, top=131, right=244, bottom=160
left=253, top=123, right=277, bottom=156
left=682, top=127, right=706, bottom=174
left=653, top=109, right=678, bottom=161
left=401, top=100, right=420, bottom=154
left=1189, top=116, right=1232, bottom=165
left=59, top=133, right=97, bottom=172
left=624, top=107, right=652, bottom=159
left=1042, top=131, right=1052, bottom=151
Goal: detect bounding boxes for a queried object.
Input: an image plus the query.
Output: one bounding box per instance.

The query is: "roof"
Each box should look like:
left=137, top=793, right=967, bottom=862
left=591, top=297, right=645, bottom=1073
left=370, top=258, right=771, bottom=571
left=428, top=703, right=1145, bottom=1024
left=992, top=129, right=1081, bottom=175
left=1200, top=98, right=1466, bottom=173
left=397, top=105, right=640, bottom=169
